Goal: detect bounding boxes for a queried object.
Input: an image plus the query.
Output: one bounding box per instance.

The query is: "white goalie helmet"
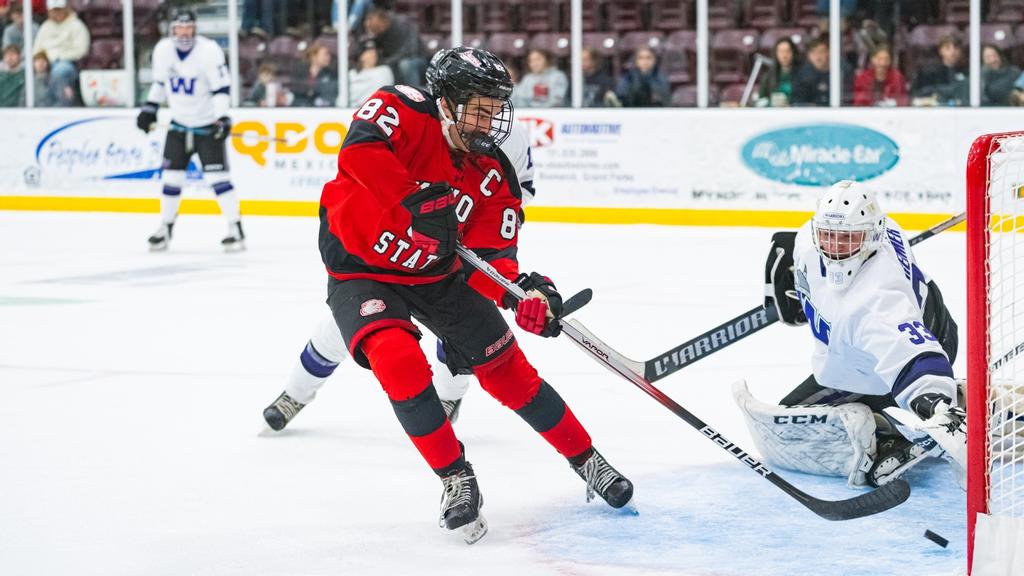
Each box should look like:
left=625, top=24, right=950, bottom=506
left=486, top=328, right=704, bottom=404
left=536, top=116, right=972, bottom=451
left=811, top=180, right=886, bottom=290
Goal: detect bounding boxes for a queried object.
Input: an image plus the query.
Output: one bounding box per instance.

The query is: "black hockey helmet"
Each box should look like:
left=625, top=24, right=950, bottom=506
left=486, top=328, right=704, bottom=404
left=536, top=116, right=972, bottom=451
left=424, top=48, right=451, bottom=96
left=169, top=7, right=198, bottom=27
left=430, top=47, right=514, bottom=156
left=168, top=7, right=198, bottom=51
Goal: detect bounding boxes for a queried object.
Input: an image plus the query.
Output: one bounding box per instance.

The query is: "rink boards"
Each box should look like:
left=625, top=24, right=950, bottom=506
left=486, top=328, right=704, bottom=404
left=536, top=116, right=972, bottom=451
left=0, top=107, right=1021, bottom=228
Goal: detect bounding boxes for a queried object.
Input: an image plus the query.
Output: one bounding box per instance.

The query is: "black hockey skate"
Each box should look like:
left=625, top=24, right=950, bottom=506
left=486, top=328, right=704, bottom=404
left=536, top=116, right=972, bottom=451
left=571, top=448, right=635, bottom=510
left=867, top=435, right=941, bottom=487
left=439, top=462, right=487, bottom=544
left=441, top=398, right=462, bottom=424
left=262, top=392, right=306, bottom=431
left=148, top=222, right=174, bottom=252
left=222, top=221, right=246, bottom=252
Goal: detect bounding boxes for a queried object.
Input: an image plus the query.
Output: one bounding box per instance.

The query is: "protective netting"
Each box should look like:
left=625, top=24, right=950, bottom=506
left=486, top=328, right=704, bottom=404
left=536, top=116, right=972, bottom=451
left=982, top=134, right=1024, bottom=519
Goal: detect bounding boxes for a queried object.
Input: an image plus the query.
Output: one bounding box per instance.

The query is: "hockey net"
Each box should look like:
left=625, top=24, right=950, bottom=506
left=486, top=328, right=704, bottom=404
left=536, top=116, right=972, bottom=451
left=967, top=131, right=1024, bottom=574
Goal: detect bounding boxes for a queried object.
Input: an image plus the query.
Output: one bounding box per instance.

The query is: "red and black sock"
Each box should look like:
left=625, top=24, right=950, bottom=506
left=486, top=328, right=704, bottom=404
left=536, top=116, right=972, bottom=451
left=362, top=327, right=463, bottom=475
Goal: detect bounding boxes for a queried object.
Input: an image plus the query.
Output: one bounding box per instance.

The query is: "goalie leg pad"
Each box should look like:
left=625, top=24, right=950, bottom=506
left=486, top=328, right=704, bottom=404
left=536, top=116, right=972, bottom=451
left=733, top=380, right=877, bottom=488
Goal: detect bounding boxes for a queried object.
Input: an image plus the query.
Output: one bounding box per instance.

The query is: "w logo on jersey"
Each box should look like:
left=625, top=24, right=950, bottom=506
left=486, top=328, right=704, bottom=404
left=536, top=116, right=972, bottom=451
left=169, top=76, right=197, bottom=95
left=801, top=294, right=832, bottom=345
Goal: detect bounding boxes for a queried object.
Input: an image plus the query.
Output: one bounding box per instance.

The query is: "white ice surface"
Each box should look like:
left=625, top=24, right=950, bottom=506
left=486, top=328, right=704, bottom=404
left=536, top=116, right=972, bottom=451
left=0, top=212, right=966, bottom=575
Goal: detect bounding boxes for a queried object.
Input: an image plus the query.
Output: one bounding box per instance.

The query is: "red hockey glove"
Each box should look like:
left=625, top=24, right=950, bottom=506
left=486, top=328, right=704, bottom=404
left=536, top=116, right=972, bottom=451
left=503, top=272, right=563, bottom=337
left=401, top=182, right=459, bottom=258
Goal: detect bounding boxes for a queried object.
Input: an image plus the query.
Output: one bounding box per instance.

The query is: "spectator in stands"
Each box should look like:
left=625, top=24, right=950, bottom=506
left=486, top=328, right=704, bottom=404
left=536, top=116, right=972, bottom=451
left=3, top=3, right=38, bottom=52
left=792, top=38, right=831, bottom=106
left=33, top=0, right=88, bottom=107
left=0, top=43, right=24, bottom=106
left=512, top=49, right=568, bottom=108
left=245, top=63, right=292, bottom=107
left=363, top=7, right=426, bottom=86
left=291, top=41, right=338, bottom=107
left=32, top=50, right=53, bottom=106
left=911, top=34, right=968, bottom=106
left=581, top=48, right=616, bottom=107
left=758, top=37, right=800, bottom=107
left=240, top=0, right=281, bottom=39
left=981, top=44, right=1020, bottom=107
left=348, top=40, right=393, bottom=106
left=853, top=44, right=907, bottom=106
left=615, top=47, right=669, bottom=108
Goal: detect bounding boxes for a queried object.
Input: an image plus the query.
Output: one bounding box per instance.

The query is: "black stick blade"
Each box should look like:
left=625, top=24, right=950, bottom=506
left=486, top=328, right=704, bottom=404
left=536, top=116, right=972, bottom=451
left=803, top=479, right=911, bottom=521
left=561, top=288, right=593, bottom=318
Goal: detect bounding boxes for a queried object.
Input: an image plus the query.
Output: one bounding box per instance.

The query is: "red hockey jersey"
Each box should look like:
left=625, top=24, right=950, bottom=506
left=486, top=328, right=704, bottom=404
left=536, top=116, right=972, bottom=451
left=319, top=84, right=524, bottom=305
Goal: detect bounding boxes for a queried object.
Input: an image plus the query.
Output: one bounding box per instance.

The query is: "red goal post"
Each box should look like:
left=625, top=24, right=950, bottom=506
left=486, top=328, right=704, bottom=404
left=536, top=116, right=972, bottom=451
left=967, top=131, right=1024, bottom=575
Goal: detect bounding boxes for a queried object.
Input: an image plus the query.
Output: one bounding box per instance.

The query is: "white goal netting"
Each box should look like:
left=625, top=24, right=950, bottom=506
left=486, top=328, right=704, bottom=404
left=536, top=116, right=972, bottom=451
left=970, top=132, right=1024, bottom=575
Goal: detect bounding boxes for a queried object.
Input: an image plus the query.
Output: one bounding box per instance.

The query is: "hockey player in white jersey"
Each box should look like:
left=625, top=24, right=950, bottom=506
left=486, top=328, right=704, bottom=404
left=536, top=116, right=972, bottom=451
left=262, top=49, right=537, bottom=431
left=136, top=8, right=245, bottom=252
left=735, top=180, right=965, bottom=489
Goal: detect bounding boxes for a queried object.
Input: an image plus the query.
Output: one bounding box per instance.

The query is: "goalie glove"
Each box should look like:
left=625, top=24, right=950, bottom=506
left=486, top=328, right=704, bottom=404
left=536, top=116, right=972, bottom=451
left=502, top=272, right=563, bottom=338
left=765, top=231, right=807, bottom=326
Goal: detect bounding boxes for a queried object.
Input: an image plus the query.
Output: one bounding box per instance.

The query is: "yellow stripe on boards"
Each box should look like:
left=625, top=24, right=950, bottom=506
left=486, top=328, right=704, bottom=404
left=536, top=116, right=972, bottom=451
left=0, top=195, right=966, bottom=232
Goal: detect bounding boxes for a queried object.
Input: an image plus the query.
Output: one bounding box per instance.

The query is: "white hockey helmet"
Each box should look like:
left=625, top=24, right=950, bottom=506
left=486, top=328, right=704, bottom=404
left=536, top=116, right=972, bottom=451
left=811, top=180, right=886, bottom=290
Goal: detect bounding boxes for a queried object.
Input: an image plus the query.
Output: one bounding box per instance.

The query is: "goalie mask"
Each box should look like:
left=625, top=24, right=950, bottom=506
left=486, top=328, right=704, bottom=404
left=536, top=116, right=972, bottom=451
left=169, top=8, right=198, bottom=53
left=811, top=180, right=886, bottom=290
left=430, top=47, right=514, bottom=156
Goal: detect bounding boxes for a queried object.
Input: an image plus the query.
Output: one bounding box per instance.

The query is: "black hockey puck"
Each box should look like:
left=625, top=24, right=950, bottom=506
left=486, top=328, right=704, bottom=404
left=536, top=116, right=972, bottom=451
left=924, top=529, right=948, bottom=548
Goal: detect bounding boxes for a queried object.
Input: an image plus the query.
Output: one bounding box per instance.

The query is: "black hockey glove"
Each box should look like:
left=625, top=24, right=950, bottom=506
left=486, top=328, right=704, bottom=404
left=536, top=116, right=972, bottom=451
left=136, top=102, right=159, bottom=133
left=401, top=182, right=459, bottom=259
left=503, top=272, right=563, bottom=338
left=765, top=231, right=807, bottom=326
left=211, top=116, right=232, bottom=141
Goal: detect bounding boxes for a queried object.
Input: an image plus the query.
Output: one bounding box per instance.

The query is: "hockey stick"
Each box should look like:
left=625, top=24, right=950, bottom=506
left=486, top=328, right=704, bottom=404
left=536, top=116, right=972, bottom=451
left=456, top=245, right=911, bottom=521
left=644, top=211, right=967, bottom=382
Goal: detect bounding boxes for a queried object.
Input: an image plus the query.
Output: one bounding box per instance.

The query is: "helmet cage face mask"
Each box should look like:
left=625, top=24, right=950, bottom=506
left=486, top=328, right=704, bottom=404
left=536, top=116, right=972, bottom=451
left=169, top=10, right=197, bottom=52
left=432, top=48, right=514, bottom=156
left=811, top=181, right=885, bottom=290
left=446, top=94, right=514, bottom=156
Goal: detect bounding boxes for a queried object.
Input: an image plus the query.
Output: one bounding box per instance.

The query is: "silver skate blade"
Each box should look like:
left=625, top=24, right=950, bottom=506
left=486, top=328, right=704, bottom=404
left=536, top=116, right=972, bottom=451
left=459, top=514, right=488, bottom=545
left=148, top=242, right=169, bottom=252
left=619, top=497, right=639, bottom=516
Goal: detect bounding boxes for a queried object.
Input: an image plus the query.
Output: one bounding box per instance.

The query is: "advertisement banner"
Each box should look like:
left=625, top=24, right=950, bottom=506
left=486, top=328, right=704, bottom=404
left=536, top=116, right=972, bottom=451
left=2, top=107, right=1022, bottom=219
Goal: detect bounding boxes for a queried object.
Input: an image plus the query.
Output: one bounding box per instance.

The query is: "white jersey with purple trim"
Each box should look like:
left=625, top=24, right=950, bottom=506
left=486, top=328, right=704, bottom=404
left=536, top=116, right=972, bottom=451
left=500, top=122, right=535, bottom=203
left=148, top=36, right=230, bottom=127
left=792, top=217, right=953, bottom=406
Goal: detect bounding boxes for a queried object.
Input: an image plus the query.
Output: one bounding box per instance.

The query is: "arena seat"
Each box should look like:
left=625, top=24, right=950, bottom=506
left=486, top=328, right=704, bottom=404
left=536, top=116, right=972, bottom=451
left=939, top=0, right=971, bottom=25
left=744, top=0, right=787, bottom=29
left=988, top=0, right=1024, bottom=24
left=707, top=1, right=740, bottom=30
left=529, top=32, right=571, bottom=58
left=980, top=23, right=1016, bottom=52
left=606, top=0, right=644, bottom=32
left=671, top=84, right=718, bottom=107
left=488, top=32, right=530, bottom=59
left=649, top=0, right=691, bottom=31
left=711, top=28, right=759, bottom=84
left=791, top=0, right=820, bottom=28
left=664, top=29, right=696, bottom=85
left=83, top=38, right=123, bottom=70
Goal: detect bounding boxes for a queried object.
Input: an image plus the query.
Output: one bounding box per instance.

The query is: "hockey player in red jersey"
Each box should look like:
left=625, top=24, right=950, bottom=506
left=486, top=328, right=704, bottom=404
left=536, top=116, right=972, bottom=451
left=261, top=50, right=538, bottom=431
left=318, top=47, right=633, bottom=544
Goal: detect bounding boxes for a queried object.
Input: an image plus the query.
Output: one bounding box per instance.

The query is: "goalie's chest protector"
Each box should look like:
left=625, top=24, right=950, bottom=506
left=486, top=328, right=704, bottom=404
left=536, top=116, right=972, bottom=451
left=793, top=220, right=942, bottom=396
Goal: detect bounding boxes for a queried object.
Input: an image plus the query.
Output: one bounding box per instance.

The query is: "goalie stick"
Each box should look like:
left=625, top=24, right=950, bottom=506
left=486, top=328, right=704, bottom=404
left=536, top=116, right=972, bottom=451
left=457, top=245, right=911, bottom=521
left=644, top=211, right=967, bottom=382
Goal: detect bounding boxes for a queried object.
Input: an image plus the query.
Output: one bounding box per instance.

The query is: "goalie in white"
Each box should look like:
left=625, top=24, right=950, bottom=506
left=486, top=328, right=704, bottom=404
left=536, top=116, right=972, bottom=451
left=135, top=8, right=245, bottom=252
left=736, top=180, right=965, bottom=489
